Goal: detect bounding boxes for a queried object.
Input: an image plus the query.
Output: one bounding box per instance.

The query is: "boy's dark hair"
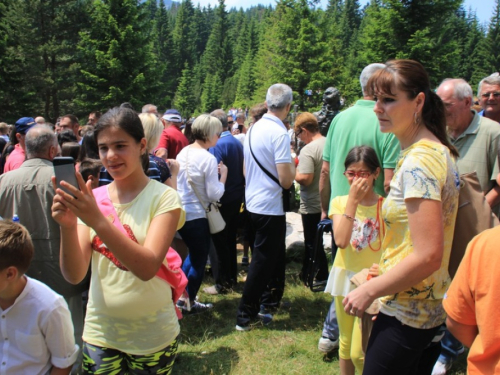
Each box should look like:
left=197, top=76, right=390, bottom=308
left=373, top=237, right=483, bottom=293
left=61, top=141, right=80, bottom=162
left=0, top=221, right=34, bottom=274
left=79, top=158, right=102, bottom=182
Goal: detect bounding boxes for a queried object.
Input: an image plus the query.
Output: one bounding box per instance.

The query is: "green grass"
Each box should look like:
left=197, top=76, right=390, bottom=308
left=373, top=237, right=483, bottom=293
left=173, top=258, right=468, bottom=375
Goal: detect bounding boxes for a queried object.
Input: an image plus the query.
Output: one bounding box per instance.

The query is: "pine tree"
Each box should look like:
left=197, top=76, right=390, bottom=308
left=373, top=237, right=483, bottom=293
left=472, top=0, right=500, bottom=84
left=75, top=0, right=160, bottom=112
left=200, top=73, right=223, bottom=112
left=171, top=0, right=196, bottom=76
left=173, top=64, right=196, bottom=118
left=154, top=0, right=176, bottom=108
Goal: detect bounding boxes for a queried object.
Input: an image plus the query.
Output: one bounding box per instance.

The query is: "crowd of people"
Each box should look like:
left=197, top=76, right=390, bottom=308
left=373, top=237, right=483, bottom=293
left=0, top=59, right=499, bottom=374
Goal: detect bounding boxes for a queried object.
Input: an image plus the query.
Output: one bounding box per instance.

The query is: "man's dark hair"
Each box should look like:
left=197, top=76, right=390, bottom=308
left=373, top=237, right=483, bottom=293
left=58, top=129, right=77, bottom=147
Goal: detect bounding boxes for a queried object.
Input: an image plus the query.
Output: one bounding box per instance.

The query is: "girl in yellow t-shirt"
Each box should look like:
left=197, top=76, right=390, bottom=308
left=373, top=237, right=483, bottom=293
left=324, top=146, right=384, bottom=375
left=51, top=107, right=186, bottom=374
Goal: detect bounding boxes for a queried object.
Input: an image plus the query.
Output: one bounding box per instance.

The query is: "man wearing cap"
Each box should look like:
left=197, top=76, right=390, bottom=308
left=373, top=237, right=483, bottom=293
left=3, top=117, right=36, bottom=173
left=156, top=109, right=189, bottom=160
left=0, top=125, right=85, bottom=366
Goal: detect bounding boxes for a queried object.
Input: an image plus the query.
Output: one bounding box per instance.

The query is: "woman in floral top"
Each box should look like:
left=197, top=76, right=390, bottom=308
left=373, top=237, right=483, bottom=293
left=343, top=59, right=460, bottom=375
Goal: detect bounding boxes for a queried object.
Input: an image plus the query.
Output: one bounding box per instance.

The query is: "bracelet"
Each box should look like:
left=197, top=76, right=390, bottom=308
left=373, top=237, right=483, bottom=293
left=343, top=213, right=355, bottom=221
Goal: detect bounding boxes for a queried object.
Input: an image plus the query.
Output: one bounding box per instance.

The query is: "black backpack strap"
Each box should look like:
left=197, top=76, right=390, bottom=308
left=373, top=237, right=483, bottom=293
left=248, top=124, right=282, bottom=188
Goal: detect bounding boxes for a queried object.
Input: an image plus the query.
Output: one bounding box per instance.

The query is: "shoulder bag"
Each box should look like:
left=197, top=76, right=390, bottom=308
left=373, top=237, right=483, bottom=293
left=449, top=171, right=499, bottom=278
left=248, top=125, right=294, bottom=212
left=186, top=147, right=226, bottom=234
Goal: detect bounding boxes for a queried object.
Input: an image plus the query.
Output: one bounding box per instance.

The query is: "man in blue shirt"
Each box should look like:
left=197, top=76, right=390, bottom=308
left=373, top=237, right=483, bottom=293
left=205, top=109, right=245, bottom=294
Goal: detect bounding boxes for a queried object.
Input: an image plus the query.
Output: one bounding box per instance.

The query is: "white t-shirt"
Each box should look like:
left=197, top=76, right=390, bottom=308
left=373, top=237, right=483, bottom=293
left=176, top=146, right=225, bottom=221
left=0, top=277, right=78, bottom=375
left=244, top=113, right=292, bottom=215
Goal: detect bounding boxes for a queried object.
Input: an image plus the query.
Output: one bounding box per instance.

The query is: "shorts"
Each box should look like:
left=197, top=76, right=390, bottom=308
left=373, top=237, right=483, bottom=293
left=82, top=339, right=178, bottom=374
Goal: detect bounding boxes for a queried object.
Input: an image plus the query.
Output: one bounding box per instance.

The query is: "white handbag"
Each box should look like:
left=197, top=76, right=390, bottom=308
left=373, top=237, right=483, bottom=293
left=186, top=147, right=226, bottom=234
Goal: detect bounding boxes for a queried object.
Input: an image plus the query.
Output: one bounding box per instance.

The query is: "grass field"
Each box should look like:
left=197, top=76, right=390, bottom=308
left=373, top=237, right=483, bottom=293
left=173, top=256, right=468, bottom=375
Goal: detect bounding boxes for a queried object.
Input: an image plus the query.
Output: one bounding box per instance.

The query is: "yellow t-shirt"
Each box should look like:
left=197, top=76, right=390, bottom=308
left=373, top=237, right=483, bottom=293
left=81, top=180, right=186, bottom=355
left=380, top=140, right=459, bottom=329
left=331, top=195, right=385, bottom=272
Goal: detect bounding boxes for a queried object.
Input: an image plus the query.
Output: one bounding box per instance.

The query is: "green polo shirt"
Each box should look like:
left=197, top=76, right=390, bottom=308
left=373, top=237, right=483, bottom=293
left=323, top=100, right=400, bottom=213
left=449, top=111, right=500, bottom=193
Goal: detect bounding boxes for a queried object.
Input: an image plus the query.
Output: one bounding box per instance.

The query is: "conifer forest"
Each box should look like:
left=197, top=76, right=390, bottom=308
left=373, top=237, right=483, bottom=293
left=1, top=0, right=499, bottom=123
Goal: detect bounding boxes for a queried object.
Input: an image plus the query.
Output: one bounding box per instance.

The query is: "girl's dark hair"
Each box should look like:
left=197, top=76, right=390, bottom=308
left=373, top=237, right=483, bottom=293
left=367, top=59, right=458, bottom=157
left=344, top=146, right=381, bottom=173
left=79, top=130, right=99, bottom=161
left=94, top=107, right=149, bottom=173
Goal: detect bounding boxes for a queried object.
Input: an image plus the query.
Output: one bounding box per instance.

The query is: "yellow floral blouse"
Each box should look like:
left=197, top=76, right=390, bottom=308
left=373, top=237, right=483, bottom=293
left=379, top=140, right=459, bottom=329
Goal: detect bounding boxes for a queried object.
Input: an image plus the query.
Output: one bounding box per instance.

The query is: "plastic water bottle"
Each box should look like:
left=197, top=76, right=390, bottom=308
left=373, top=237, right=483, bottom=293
left=12, top=215, right=19, bottom=222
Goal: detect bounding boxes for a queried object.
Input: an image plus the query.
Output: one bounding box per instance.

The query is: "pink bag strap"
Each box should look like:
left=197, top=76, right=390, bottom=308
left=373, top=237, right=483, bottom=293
left=92, top=186, right=187, bottom=318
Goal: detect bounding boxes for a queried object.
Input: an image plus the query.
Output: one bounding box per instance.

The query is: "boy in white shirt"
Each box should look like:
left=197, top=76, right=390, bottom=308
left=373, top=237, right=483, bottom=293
left=0, top=220, right=78, bottom=375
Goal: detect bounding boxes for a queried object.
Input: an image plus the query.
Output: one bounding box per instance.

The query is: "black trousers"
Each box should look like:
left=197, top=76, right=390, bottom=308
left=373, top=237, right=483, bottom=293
left=363, top=313, right=442, bottom=375
left=210, top=199, right=241, bottom=287
left=236, top=212, right=286, bottom=326
left=300, top=212, right=329, bottom=282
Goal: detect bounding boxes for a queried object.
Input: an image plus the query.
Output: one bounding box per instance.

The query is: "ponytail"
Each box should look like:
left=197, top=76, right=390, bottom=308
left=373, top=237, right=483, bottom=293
left=422, top=90, right=459, bottom=158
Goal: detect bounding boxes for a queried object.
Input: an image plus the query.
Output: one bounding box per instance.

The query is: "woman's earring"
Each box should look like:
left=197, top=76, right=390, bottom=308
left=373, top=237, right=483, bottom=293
left=413, top=112, right=421, bottom=125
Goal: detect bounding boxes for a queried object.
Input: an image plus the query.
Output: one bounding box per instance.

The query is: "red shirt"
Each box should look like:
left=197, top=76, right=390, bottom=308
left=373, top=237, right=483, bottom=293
left=4, top=144, right=26, bottom=173
left=157, top=125, right=188, bottom=160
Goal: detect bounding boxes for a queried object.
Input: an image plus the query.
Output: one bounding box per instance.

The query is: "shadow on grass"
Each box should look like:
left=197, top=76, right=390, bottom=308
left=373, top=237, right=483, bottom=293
left=173, top=346, right=238, bottom=374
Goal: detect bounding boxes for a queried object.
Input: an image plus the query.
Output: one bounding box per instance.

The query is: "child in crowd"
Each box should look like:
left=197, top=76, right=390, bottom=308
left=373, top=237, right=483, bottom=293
left=79, top=158, right=102, bottom=189
left=322, top=146, right=385, bottom=375
left=52, top=107, right=186, bottom=374
left=0, top=220, right=78, bottom=374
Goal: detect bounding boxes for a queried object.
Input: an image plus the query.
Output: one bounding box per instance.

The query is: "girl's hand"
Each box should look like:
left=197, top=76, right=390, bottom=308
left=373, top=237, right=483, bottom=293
left=52, top=171, right=104, bottom=228
left=349, top=176, right=371, bottom=204
left=51, top=177, right=77, bottom=229
left=343, top=283, right=375, bottom=318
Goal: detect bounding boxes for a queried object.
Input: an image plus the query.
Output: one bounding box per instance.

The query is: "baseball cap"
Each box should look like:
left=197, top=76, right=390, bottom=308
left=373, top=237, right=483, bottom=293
left=162, top=109, right=182, bottom=123
left=15, top=117, right=37, bottom=134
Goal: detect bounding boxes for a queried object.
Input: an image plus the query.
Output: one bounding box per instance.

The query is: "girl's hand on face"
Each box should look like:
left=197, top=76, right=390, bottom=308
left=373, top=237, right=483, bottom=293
left=52, top=171, right=104, bottom=228
left=349, top=176, right=371, bottom=204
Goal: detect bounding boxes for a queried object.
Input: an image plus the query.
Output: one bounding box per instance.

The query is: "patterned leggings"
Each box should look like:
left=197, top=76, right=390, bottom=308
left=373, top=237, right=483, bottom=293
left=82, top=339, right=178, bottom=374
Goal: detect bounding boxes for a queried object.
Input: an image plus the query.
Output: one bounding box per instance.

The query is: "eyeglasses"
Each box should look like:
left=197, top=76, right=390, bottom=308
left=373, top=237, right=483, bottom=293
left=344, top=170, right=372, bottom=178
left=228, top=121, right=234, bottom=125
left=295, top=129, right=303, bottom=137
left=481, top=92, right=500, bottom=99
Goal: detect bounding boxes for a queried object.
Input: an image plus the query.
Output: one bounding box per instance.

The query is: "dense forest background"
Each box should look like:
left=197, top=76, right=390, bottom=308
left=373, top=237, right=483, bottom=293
left=1, top=0, right=499, bottom=123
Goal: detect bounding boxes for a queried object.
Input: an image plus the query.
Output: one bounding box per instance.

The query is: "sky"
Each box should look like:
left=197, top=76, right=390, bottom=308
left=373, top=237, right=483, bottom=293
left=193, top=0, right=496, bottom=26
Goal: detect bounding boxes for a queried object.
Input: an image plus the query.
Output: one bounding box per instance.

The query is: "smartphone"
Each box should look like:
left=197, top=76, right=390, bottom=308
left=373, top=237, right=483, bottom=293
left=53, top=157, right=79, bottom=196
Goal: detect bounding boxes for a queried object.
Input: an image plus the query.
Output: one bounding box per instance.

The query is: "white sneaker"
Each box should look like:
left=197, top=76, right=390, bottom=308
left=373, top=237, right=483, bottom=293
left=318, top=337, right=339, bottom=353
left=432, top=360, right=451, bottom=375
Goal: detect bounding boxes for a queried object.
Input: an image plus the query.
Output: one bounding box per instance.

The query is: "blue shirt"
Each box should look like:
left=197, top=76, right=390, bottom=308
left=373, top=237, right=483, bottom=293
left=209, top=130, right=245, bottom=205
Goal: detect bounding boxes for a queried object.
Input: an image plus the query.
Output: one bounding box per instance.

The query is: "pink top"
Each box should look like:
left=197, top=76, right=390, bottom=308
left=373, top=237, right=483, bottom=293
left=4, top=144, right=25, bottom=173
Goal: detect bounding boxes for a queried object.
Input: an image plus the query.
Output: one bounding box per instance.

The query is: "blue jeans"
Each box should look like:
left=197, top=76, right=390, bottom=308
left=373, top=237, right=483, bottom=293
left=322, top=297, right=339, bottom=341
left=178, top=218, right=211, bottom=302
left=438, top=329, right=464, bottom=364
